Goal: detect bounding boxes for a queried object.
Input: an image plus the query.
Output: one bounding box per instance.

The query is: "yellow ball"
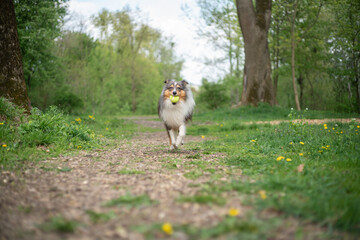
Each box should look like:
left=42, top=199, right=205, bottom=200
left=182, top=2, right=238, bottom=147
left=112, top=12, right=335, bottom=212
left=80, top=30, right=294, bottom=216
left=170, top=95, right=179, bottom=103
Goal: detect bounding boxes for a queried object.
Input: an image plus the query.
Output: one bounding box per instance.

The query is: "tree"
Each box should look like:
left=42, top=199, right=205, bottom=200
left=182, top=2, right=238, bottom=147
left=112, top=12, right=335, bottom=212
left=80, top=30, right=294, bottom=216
left=0, top=0, right=31, bottom=112
left=14, top=0, right=68, bottom=108
left=235, top=0, right=275, bottom=106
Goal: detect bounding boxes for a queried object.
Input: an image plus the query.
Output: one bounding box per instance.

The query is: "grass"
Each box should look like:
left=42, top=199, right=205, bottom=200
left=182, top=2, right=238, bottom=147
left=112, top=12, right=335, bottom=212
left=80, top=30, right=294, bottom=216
left=85, top=210, right=116, bottom=224
left=0, top=97, right=144, bottom=170
left=187, top=107, right=360, bottom=233
left=104, top=193, right=156, bottom=208
left=39, top=216, right=78, bottom=233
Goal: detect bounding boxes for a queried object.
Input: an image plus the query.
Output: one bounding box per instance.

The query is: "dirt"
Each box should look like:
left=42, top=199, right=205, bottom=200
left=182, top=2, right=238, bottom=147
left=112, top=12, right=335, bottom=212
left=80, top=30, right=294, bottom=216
left=0, top=117, right=353, bottom=240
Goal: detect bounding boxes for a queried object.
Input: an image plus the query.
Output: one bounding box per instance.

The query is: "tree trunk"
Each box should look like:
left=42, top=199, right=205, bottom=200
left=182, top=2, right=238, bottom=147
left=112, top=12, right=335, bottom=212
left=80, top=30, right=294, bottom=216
left=235, top=0, right=275, bottom=106
left=290, top=0, right=301, bottom=111
left=0, top=0, right=31, bottom=112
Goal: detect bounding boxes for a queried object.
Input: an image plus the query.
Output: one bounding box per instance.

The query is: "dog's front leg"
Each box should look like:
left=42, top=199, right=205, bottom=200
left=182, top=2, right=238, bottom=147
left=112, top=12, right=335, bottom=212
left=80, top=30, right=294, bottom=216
left=175, top=124, right=186, bottom=148
left=168, top=129, right=177, bottom=150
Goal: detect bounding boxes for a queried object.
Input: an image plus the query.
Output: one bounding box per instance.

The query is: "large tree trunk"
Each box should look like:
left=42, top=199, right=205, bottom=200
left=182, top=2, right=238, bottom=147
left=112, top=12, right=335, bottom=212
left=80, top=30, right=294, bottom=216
left=235, top=0, right=275, bottom=106
left=0, top=0, right=31, bottom=112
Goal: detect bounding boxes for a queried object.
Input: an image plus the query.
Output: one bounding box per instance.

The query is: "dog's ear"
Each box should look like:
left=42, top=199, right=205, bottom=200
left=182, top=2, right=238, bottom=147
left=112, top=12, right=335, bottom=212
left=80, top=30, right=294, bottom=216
left=164, top=79, right=169, bottom=84
left=181, top=80, right=189, bottom=87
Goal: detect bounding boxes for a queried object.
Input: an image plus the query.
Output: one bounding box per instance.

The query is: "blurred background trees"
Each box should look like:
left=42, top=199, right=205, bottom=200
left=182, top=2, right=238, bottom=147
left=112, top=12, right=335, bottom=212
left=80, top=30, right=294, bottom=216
left=12, top=0, right=360, bottom=114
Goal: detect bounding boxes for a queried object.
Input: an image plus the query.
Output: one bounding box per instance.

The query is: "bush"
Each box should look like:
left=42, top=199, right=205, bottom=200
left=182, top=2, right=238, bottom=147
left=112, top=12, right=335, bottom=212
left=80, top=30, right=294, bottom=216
left=53, top=86, right=84, bottom=113
left=197, top=79, right=229, bottom=110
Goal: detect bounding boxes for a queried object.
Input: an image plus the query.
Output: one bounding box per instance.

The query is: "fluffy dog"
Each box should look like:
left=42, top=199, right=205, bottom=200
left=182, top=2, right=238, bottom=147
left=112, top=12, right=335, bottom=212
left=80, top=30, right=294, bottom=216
left=158, top=79, right=195, bottom=150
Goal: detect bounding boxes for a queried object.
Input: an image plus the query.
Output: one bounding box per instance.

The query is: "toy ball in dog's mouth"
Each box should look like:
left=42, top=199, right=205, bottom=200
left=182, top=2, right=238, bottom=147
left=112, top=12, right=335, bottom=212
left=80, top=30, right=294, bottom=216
left=170, top=95, right=179, bottom=104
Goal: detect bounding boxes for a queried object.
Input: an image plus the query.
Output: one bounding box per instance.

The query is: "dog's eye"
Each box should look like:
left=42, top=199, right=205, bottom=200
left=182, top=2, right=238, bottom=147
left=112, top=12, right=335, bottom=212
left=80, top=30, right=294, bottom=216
left=177, top=87, right=181, bottom=90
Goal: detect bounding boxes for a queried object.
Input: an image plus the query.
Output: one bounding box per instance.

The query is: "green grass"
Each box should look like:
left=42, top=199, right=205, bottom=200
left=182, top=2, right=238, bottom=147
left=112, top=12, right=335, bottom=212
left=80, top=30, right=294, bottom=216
left=104, top=193, right=156, bottom=208
left=39, top=215, right=78, bottom=233
left=177, top=194, right=226, bottom=206
left=85, top=210, right=116, bottom=223
left=0, top=97, right=143, bottom=170
left=117, top=168, right=145, bottom=175
left=188, top=109, right=360, bottom=233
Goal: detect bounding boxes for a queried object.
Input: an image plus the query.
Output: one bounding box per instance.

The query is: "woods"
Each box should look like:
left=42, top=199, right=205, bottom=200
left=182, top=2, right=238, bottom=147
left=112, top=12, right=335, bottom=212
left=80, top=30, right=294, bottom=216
left=1, top=0, right=359, bottom=113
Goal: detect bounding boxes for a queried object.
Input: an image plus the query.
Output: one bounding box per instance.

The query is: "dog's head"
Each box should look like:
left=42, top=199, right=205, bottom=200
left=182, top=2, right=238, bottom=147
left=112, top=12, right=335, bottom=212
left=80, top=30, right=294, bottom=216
left=163, top=79, right=189, bottom=105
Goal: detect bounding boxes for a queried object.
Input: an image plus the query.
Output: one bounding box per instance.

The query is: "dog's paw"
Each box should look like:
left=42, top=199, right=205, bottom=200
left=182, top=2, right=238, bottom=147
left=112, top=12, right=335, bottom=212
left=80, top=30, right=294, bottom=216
left=169, top=144, right=177, bottom=151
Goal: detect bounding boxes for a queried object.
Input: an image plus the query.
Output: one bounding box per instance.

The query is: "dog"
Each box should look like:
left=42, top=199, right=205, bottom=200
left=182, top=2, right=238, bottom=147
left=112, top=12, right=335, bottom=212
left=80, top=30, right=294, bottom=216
left=158, top=79, right=195, bottom=150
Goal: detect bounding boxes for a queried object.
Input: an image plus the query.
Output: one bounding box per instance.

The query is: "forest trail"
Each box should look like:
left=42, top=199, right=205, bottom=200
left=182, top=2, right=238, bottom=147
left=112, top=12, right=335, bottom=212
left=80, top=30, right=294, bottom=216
left=0, top=117, right=353, bottom=240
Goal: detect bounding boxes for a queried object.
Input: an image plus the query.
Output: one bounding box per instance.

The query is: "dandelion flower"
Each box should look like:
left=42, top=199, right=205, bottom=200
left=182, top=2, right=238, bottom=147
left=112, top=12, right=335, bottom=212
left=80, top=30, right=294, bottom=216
left=276, top=156, right=285, bottom=161
left=259, top=190, right=267, bottom=200
left=251, top=139, right=256, bottom=143
left=0, top=122, right=4, bottom=125
left=299, top=153, right=303, bottom=156
left=286, top=158, right=292, bottom=162
left=106, top=128, right=109, bottom=130
left=162, top=222, right=173, bottom=235
left=75, top=118, right=82, bottom=123
left=220, top=124, right=223, bottom=127
left=300, top=142, right=304, bottom=145
left=201, top=135, right=205, bottom=139
left=324, top=124, right=327, bottom=127
left=77, top=145, right=82, bottom=149
left=2, top=144, right=7, bottom=148
left=228, top=208, right=240, bottom=217
left=88, top=115, right=95, bottom=120
left=289, top=142, right=293, bottom=145
left=357, top=125, right=360, bottom=129
left=326, top=145, right=330, bottom=148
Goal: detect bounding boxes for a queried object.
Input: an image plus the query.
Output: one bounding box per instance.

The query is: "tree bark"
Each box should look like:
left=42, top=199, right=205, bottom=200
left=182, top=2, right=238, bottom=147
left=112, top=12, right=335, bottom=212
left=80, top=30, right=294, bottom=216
left=235, top=0, right=275, bottom=106
left=0, top=0, right=31, bottom=112
left=290, top=0, right=301, bottom=110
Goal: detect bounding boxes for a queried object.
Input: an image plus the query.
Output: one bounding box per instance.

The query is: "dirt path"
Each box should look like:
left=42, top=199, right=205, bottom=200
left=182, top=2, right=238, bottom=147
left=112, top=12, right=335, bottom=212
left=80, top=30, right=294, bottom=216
left=0, top=117, right=351, bottom=240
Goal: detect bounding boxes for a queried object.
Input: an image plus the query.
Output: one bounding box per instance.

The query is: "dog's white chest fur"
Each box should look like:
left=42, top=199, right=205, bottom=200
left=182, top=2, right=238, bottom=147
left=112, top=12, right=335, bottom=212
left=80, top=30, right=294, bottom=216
left=160, top=99, right=194, bottom=129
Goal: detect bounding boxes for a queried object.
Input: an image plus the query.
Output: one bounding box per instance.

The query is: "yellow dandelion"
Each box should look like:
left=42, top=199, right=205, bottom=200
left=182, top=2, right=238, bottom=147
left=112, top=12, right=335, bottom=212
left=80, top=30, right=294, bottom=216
left=324, top=124, right=327, bottom=127
left=286, top=158, right=292, bottom=162
left=300, top=142, right=304, bottom=145
left=75, top=118, right=82, bottom=123
left=162, top=222, right=173, bottom=235
left=77, top=145, right=82, bottom=149
left=289, top=142, right=293, bottom=145
left=332, top=128, right=335, bottom=130
left=341, top=131, right=343, bottom=134
left=324, top=126, right=328, bottom=130
left=299, top=153, right=304, bottom=156
left=106, top=128, right=109, bottom=130
left=228, top=208, right=240, bottom=217
left=321, top=146, right=326, bottom=149
left=357, top=125, right=360, bottom=128
left=251, top=139, right=256, bottom=143
left=220, top=124, right=224, bottom=127
left=0, top=122, right=4, bottom=125
left=2, top=144, right=7, bottom=148
left=318, top=150, right=323, bottom=153
left=88, top=115, right=95, bottom=120
left=326, top=145, right=330, bottom=148
left=201, top=135, right=205, bottom=139
left=276, top=156, right=285, bottom=161
left=259, top=190, right=267, bottom=200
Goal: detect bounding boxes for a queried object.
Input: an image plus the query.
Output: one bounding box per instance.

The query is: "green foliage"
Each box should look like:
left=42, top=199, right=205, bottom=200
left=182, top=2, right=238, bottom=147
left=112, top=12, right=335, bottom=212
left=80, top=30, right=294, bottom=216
left=197, top=79, right=230, bottom=110
left=53, top=86, right=84, bottom=113
left=0, top=97, right=25, bottom=121
left=15, top=0, right=68, bottom=109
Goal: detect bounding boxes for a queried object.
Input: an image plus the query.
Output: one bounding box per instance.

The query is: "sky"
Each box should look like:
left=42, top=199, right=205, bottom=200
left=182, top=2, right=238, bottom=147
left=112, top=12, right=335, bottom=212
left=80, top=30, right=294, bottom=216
left=66, top=0, right=225, bottom=86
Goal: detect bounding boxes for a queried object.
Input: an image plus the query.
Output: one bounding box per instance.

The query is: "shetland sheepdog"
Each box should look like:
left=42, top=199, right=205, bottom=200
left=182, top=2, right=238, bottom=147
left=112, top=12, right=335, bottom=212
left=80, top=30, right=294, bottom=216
left=158, top=79, right=195, bottom=150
